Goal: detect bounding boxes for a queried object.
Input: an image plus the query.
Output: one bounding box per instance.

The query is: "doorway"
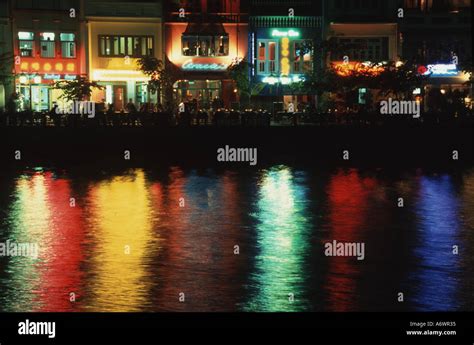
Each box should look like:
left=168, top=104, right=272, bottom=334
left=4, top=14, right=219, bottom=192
left=31, top=85, right=50, bottom=111
left=0, top=85, right=5, bottom=110
left=113, top=85, right=126, bottom=111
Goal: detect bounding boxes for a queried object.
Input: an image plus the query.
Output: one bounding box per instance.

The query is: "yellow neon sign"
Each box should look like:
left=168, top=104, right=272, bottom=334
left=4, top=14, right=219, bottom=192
left=281, top=37, right=290, bottom=76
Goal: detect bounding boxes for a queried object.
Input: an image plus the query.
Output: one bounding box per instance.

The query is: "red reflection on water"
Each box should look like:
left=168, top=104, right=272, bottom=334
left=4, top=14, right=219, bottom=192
left=150, top=167, right=190, bottom=311
left=150, top=169, right=244, bottom=311
left=214, top=172, right=247, bottom=308
left=33, top=175, right=85, bottom=312
left=325, top=169, right=375, bottom=311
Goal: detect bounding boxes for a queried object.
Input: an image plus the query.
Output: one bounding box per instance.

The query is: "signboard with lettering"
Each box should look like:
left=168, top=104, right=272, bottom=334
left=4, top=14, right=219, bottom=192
left=422, top=64, right=459, bottom=77
left=181, top=59, right=228, bottom=71
left=271, top=29, right=300, bottom=38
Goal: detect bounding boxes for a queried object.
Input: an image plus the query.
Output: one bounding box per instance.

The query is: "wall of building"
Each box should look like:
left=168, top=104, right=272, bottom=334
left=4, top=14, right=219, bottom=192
left=0, top=0, right=13, bottom=110
left=85, top=1, right=164, bottom=107
left=399, top=0, right=471, bottom=63
left=166, top=23, right=248, bottom=70
left=87, top=19, right=163, bottom=106
left=9, top=0, right=84, bottom=111
left=328, top=23, right=399, bottom=61
left=165, top=0, right=248, bottom=109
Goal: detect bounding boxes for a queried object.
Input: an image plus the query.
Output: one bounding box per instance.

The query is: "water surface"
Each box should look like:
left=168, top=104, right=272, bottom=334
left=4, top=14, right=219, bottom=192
left=0, top=166, right=473, bottom=312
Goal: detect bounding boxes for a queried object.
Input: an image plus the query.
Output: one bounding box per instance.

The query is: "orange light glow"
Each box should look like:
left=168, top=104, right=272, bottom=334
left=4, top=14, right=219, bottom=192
left=332, top=61, right=384, bottom=77
left=15, top=59, right=77, bottom=75
left=166, top=23, right=247, bottom=71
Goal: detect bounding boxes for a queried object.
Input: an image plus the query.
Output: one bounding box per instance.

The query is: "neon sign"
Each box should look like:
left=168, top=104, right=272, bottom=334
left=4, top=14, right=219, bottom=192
left=271, top=29, right=300, bottom=38
left=181, top=59, right=228, bottom=71
left=44, top=74, right=61, bottom=80
left=92, top=69, right=149, bottom=82
left=43, top=74, right=77, bottom=80
left=18, top=61, right=76, bottom=74
left=423, top=64, right=459, bottom=76
left=18, top=74, right=78, bottom=82
left=281, top=37, right=290, bottom=76
left=262, top=75, right=304, bottom=85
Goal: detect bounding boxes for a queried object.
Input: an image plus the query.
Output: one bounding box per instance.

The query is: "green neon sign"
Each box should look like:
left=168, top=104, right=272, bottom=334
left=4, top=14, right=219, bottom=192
left=271, top=29, right=300, bottom=38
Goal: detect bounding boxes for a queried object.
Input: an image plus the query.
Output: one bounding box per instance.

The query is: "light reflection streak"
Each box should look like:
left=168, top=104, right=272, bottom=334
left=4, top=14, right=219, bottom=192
left=243, top=166, right=311, bottom=311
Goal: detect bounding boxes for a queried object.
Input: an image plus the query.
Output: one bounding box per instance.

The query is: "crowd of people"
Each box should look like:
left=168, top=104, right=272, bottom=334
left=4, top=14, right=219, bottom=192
left=1, top=97, right=472, bottom=127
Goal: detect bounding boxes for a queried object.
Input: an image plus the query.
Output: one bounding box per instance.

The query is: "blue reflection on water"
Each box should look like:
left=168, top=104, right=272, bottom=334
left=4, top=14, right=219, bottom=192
left=412, top=175, right=461, bottom=311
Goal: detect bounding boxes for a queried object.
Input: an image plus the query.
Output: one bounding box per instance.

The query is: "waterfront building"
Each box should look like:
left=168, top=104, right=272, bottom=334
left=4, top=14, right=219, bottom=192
left=397, top=0, right=472, bottom=110
left=248, top=0, right=323, bottom=112
left=85, top=0, right=164, bottom=111
left=165, top=0, right=248, bottom=110
left=0, top=0, right=13, bottom=110
left=10, top=0, right=85, bottom=111
left=323, top=0, right=400, bottom=108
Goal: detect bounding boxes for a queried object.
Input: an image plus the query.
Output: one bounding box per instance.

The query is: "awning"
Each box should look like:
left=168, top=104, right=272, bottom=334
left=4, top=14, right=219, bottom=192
left=425, top=76, right=469, bottom=86
left=183, top=22, right=228, bottom=36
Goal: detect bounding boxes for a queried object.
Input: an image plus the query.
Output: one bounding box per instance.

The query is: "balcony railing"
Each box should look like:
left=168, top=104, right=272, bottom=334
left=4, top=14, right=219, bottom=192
left=399, top=9, right=471, bottom=26
left=251, top=0, right=313, bottom=6
left=250, top=16, right=322, bottom=28
left=167, top=12, right=248, bottom=23
left=86, top=2, right=162, bottom=17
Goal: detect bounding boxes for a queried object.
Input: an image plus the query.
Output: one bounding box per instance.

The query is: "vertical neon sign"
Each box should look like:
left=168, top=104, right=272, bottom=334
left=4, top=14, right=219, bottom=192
left=281, top=37, right=290, bottom=76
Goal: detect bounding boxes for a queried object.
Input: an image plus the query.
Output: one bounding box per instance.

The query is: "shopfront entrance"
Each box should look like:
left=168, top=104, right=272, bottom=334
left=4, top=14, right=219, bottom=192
left=174, top=80, right=222, bottom=110
left=31, top=86, right=50, bottom=111
left=18, top=84, right=51, bottom=111
left=113, top=85, right=126, bottom=112
left=0, top=85, right=5, bottom=110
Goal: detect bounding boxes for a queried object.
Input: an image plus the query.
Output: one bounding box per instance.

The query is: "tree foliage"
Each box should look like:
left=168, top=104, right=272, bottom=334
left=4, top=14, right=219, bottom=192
left=137, top=56, right=182, bottom=110
left=228, top=58, right=266, bottom=107
left=53, top=77, right=104, bottom=102
left=0, top=52, right=14, bottom=84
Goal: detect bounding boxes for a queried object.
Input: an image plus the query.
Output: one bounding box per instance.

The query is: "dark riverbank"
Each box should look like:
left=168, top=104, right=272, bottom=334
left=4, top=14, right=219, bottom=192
left=0, top=124, right=472, bottom=168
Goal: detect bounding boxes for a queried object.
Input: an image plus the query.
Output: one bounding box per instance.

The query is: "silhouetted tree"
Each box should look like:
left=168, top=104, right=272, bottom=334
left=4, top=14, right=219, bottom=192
left=53, top=77, right=104, bottom=102
left=137, top=56, right=182, bottom=111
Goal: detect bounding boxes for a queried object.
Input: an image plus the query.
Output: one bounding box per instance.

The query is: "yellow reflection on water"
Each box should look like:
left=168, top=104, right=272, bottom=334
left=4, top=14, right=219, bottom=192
left=4, top=174, right=52, bottom=311
left=85, top=170, right=155, bottom=311
left=244, top=166, right=310, bottom=312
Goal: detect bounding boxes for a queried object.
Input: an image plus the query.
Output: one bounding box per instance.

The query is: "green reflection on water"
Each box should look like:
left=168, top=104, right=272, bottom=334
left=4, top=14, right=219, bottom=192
left=243, top=166, right=311, bottom=312
left=1, top=175, right=51, bottom=311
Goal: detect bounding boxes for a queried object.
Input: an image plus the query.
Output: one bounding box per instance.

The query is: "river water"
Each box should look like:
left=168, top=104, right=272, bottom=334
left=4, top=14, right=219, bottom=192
left=0, top=166, right=473, bottom=312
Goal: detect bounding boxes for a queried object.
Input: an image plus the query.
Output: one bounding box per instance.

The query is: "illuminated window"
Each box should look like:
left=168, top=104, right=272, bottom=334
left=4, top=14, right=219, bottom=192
left=258, top=42, right=266, bottom=73
left=333, top=37, right=388, bottom=62
left=269, top=42, right=277, bottom=73
left=18, top=31, right=34, bottom=57
left=126, top=37, right=133, bottom=55
left=293, top=40, right=313, bottom=74
left=404, top=0, right=470, bottom=12
left=40, top=32, right=55, bottom=58
left=182, top=35, right=229, bottom=57
left=99, top=35, right=154, bottom=57
left=257, top=39, right=278, bottom=75
left=119, top=37, right=126, bottom=55
left=60, top=33, right=76, bottom=58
